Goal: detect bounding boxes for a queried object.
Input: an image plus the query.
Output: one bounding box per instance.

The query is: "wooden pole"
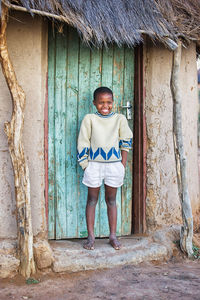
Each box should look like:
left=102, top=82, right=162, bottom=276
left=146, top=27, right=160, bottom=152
left=0, top=4, right=35, bottom=277
left=171, top=40, right=193, bottom=257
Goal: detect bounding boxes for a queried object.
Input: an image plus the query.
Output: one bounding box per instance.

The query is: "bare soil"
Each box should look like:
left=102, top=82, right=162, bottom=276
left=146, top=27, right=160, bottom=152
left=1, top=152, right=200, bottom=300
left=0, top=255, right=200, bottom=300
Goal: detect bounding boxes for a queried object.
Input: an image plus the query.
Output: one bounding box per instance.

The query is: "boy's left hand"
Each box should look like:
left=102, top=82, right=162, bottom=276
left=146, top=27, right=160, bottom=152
left=121, top=162, right=126, bottom=168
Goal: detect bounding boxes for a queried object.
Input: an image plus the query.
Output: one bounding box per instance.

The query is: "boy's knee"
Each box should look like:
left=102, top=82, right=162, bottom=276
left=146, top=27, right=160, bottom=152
left=106, top=196, right=116, bottom=207
left=87, top=196, right=98, bottom=207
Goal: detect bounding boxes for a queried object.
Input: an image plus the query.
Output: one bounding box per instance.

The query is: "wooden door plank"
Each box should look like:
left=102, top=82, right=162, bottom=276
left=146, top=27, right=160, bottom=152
left=121, top=47, right=134, bottom=235
left=54, top=30, right=67, bottom=239
left=65, top=27, right=79, bottom=237
left=90, top=48, right=102, bottom=236
left=48, top=26, right=135, bottom=239
left=112, top=45, right=124, bottom=112
left=48, top=26, right=56, bottom=239
left=77, top=41, right=91, bottom=237
left=99, top=46, right=114, bottom=237
left=89, top=48, right=102, bottom=113
left=112, top=44, right=125, bottom=236
left=101, top=46, right=113, bottom=89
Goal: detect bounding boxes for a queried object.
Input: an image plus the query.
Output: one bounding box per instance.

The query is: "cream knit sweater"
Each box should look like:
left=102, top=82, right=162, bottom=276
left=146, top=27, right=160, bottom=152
left=77, top=112, right=133, bottom=169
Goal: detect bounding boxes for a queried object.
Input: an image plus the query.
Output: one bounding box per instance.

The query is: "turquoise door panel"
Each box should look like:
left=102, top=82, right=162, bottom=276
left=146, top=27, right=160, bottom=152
left=48, top=25, right=134, bottom=239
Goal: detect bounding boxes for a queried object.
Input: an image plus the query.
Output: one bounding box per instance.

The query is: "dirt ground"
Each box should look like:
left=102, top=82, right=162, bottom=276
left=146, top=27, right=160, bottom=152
left=0, top=256, right=200, bottom=300
left=0, top=149, right=199, bottom=300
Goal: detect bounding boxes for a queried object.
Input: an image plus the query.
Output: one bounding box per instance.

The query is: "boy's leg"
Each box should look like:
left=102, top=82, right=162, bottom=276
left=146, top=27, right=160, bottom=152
left=84, top=186, right=100, bottom=250
left=105, top=184, right=121, bottom=250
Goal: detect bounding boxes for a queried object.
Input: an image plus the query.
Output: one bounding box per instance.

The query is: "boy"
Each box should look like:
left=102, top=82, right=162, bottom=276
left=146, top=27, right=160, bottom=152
left=77, top=87, right=133, bottom=250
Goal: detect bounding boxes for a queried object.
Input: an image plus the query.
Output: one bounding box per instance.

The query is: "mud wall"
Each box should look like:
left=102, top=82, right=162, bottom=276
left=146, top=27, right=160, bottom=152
left=0, top=12, right=47, bottom=238
left=144, top=40, right=200, bottom=231
left=0, top=13, right=199, bottom=239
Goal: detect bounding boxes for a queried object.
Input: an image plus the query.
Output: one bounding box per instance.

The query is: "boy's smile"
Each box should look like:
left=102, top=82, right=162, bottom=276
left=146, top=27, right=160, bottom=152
left=93, top=92, right=114, bottom=115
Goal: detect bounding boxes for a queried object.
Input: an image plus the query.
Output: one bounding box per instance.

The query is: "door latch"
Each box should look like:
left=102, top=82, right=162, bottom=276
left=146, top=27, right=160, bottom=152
left=121, top=101, right=132, bottom=120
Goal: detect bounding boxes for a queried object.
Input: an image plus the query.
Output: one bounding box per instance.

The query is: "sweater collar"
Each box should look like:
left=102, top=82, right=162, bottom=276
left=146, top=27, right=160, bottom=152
left=95, top=111, right=115, bottom=118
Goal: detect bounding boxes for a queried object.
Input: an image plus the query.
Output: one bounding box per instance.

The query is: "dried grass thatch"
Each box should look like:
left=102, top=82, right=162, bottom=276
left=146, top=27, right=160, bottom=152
left=1, top=0, right=200, bottom=47
left=156, top=0, right=200, bottom=41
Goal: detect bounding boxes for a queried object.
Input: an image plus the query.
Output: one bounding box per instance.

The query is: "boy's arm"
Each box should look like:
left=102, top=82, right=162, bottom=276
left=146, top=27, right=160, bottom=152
left=121, top=150, right=128, bottom=168
left=77, top=115, right=91, bottom=170
left=119, top=115, right=133, bottom=166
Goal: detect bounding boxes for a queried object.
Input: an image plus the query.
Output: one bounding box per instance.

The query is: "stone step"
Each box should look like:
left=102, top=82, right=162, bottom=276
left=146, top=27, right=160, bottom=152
left=50, top=237, right=169, bottom=273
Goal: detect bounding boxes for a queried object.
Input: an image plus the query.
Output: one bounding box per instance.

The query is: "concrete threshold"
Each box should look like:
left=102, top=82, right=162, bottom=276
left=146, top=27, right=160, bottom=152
left=0, top=226, right=179, bottom=277
left=49, top=234, right=171, bottom=273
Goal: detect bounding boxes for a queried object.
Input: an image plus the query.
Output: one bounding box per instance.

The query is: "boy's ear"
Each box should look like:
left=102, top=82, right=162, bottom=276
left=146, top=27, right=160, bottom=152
left=93, top=100, right=96, bottom=105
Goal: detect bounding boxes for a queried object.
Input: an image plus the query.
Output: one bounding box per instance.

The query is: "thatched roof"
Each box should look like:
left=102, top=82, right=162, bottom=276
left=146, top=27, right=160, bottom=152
left=1, top=0, right=200, bottom=49
left=156, top=0, right=200, bottom=42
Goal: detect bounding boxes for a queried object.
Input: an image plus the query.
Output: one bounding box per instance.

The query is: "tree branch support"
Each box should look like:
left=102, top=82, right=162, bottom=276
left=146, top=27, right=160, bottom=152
left=0, top=4, right=35, bottom=277
left=171, top=40, right=193, bottom=257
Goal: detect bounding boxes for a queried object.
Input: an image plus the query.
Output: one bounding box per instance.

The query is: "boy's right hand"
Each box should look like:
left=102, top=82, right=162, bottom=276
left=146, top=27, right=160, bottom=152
left=80, top=160, right=89, bottom=170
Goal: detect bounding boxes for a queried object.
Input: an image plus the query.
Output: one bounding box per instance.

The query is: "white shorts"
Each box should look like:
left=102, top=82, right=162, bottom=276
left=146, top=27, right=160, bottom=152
left=82, top=161, right=125, bottom=188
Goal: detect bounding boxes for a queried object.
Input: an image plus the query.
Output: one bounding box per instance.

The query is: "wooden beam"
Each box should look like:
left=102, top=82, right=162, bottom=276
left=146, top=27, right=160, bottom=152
left=0, top=3, right=35, bottom=277
left=2, top=1, right=72, bottom=23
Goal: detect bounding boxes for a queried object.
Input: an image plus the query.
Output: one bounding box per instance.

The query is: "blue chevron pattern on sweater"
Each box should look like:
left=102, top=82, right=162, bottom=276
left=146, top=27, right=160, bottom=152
left=119, top=138, right=132, bottom=148
left=93, top=148, right=100, bottom=160
left=89, top=147, right=121, bottom=160
left=107, top=148, right=113, bottom=160
left=78, top=141, right=132, bottom=163
left=100, top=148, right=106, bottom=160
left=77, top=147, right=89, bottom=161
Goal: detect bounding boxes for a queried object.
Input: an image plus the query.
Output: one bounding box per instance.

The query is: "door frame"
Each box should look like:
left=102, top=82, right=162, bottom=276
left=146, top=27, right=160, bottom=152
left=133, top=45, right=146, bottom=234
left=44, top=42, right=146, bottom=236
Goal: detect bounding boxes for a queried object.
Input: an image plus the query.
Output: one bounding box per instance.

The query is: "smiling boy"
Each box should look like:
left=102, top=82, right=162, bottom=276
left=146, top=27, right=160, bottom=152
left=77, top=87, right=133, bottom=250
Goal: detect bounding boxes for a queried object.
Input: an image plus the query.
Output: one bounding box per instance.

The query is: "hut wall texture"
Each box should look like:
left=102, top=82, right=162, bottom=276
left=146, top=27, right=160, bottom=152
left=180, top=45, right=200, bottom=230
left=144, top=40, right=200, bottom=231
left=0, top=12, right=47, bottom=238
left=0, top=12, right=199, bottom=239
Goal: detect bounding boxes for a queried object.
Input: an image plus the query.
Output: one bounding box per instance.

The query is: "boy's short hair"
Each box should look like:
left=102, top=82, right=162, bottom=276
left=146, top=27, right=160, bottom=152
left=93, top=87, right=113, bottom=101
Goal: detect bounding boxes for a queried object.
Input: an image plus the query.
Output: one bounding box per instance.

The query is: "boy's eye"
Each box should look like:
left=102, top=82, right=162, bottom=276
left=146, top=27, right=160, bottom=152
left=98, top=101, right=112, bottom=105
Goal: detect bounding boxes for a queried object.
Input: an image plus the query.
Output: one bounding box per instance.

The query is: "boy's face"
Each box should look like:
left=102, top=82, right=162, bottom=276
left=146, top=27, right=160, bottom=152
left=93, top=92, right=113, bottom=115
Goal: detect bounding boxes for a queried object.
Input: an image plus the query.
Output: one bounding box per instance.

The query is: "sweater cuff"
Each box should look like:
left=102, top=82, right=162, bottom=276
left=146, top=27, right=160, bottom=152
left=121, top=147, right=130, bottom=152
left=79, top=159, right=89, bottom=170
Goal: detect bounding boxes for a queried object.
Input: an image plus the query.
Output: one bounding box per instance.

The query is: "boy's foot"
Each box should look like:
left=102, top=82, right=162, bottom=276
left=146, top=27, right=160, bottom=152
left=109, top=237, right=122, bottom=250
left=83, top=236, right=95, bottom=250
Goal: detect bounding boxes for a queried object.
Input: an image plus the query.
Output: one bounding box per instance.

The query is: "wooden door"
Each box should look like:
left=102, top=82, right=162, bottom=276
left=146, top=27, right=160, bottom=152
left=48, top=25, right=134, bottom=239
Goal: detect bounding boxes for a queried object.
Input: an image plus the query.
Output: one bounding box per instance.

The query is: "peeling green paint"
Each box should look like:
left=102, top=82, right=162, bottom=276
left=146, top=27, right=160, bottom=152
left=48, top=25, right=134, bottom=239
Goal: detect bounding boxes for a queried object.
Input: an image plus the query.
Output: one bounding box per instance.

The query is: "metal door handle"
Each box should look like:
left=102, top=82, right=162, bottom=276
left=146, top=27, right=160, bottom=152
left=121, top=105, right=132, bottom=109
left=120, top=101, right=132, bottom=120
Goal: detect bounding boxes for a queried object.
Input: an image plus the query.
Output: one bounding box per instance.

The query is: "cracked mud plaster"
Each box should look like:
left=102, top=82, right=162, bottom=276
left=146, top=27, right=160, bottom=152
left=144, top=41, right=200, bottom=231
left=0, top=12, right=47, bottom=240
left=144, top=41, right=182, bottom=231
